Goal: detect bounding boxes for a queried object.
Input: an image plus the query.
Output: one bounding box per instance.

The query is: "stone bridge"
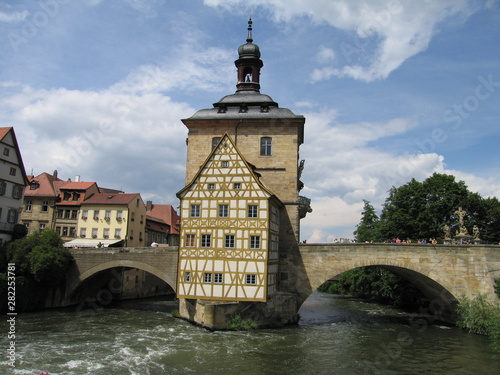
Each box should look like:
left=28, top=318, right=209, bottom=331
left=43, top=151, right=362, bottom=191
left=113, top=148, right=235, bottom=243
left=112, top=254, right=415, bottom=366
left=60, top=247, right=179, bottom=306
left=61, top=243, right=500, bottom=318
left=294, top=243, right=500, bottom=319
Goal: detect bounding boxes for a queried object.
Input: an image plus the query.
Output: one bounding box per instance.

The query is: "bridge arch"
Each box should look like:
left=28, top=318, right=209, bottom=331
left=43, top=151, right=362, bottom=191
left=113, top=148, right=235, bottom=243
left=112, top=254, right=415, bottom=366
left=297, top=243, right=491, bottom=321
left=67, top=260, right=177, bottom=304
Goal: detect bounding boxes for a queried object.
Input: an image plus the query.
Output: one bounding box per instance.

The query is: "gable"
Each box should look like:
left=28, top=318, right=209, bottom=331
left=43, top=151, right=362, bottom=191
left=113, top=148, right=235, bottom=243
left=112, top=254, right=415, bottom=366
left=178, top=133, right=276, bottom=201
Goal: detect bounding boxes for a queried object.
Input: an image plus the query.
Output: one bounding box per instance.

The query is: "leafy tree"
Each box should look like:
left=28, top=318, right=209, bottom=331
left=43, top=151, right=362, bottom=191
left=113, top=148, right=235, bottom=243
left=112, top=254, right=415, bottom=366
left=377, top=173, right=498, bottom=242
left=11, top=224, right=28, bottom=240
left=318, top=267, right=425, bottom=307
left=353, top=200, right=380, bottom=242
left=1, top=230, right=73, bottom=312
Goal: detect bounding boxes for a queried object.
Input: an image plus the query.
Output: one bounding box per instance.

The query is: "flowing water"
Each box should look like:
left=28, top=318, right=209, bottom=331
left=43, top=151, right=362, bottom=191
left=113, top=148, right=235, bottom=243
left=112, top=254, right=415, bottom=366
left=2, top=292, right=499, bottom=375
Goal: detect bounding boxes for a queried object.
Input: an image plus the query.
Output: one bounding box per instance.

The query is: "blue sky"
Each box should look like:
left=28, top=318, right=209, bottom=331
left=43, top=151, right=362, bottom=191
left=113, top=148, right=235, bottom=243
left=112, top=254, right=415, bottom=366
left=1, top=0, right=499, bottom=242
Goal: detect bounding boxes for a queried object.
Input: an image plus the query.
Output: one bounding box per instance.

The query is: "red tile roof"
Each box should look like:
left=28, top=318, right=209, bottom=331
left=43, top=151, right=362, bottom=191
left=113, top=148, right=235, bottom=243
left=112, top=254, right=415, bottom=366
left=146, top=204, right=180, bottom=234
left=60, top=181, right=97, bottom=190
left=0, top=127, right=11, bottom=140
left=25, top=172, right=62, bottom=197
left=81, top=193, right=142, bottom=205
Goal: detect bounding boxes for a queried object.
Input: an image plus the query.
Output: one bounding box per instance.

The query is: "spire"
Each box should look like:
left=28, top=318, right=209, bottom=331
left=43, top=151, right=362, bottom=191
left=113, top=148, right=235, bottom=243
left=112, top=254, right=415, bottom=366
left=246, top=17, right=253, bottom=43
left=235, top=16, right=263, bottom=92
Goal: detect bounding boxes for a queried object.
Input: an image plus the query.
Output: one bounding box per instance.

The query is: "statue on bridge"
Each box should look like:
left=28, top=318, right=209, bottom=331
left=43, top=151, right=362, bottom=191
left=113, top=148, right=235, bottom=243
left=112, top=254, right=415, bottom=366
left=455, top=207, right=469, bottom=236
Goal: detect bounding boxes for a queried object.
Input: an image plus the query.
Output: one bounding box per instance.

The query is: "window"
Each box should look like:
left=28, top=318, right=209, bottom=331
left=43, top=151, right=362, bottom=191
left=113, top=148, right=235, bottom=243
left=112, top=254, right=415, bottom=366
left=212, top=137, right=220, bottom=149
left=56, top=226, right=61, bottom=235
left=80, top=228, right=87, bottom=237
left=3, top=147, right=9, bottom=156
left=248, top=205, right=258, bottom=218
left=221, top=161, right=229, bottom=168
left=72, top=192, right=80, bottom=201
left=246, top=274, right=257, bottom=285
left=64, top=210, right=70, bottom=219
left=82, top=210, right=88, bottom=219
left=186, top=234, right=195, bottom=247
left=39, top=224, right=46, bottom=232
left=201, top=234, right=211, bottom=248
left=234, top=183, right=241, bottom=190
left=131, top=212, right=135, bottom=221
left=225, top=235, right=235, bottom=248
left=208, top=183, right=215, bottom=190
left=92, top=228, right=98, bottom=238
left=9, top=167, right=16, bottom=176
left=12, top=185, right=23, bottom=199
left=114, top=229, right=121, bottom=238
left=57, top=210, right=63, bottom=219
left=7, top=209, right=18, bottom=223
left=105, top=210, right=111, bottom=220
left=25, top=200, right=32, bottom=212
left=63, top=192, right=71, bottom=201
left=185, top=272, right=191, bottom=282
left=69, top=227, right=76, bottom=237
left=104, top=228, right=110, bottom=238
left=260, top=137, right=272, bottom=156
left=130, top=230, right=134, bottom=240
left=0, top=181, right=6, bottom=195
left=62, top=227, right=68, bottom=237
left=190, top=204, right=200, bottom=218
left=93, top=210, right=99, bottom=220
left=250, top=236, right=261, bottom=249
left=41, top=201, right=49, bottom=212
left=71, top=210, right=78, bottom=219
left=214, top=273, right=223, bottom=284
left=203, top=273, right=212, bottom=283
left=218, top=204, right=229, bottom=218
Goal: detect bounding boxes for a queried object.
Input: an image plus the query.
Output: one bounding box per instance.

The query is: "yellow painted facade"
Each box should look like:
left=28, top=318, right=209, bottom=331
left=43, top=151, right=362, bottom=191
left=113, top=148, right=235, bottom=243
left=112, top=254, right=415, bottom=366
left=77, top=194, right=147, bottom=247
left=177, top=134, right=281, bottom=302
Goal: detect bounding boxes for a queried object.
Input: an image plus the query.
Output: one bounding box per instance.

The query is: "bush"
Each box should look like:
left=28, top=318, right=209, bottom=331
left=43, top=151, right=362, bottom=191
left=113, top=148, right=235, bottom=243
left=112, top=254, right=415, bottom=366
left=457, top=295, right=500, bottom=354
left=227, top=314, right=258, bottom=330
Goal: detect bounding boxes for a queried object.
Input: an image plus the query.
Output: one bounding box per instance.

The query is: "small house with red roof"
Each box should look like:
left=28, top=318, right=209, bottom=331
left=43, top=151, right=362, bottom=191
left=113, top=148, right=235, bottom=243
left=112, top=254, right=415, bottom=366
left=145, top=201, right=180, bottom=246
left=64, top=192, right=147, bottom=248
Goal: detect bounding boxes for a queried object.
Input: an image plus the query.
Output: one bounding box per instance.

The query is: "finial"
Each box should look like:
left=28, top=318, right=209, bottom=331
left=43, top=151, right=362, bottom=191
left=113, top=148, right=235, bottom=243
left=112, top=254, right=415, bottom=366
left=246, top=15, right=253, bottom=43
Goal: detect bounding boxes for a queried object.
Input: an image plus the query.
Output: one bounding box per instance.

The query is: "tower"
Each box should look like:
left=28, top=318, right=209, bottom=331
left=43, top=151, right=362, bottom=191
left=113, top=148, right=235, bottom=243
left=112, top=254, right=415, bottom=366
left=177, top=18, right=310, bottom=329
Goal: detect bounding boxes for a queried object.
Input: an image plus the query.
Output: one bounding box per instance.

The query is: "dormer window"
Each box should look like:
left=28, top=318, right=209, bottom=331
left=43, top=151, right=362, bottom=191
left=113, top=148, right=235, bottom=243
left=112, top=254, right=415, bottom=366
left=30, top=181, right=40, bottom=190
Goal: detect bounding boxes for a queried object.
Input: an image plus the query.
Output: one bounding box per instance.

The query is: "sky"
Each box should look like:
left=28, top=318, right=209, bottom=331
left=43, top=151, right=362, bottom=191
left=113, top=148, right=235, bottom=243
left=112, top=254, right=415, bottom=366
left=0, top=0, right=499, bottom=242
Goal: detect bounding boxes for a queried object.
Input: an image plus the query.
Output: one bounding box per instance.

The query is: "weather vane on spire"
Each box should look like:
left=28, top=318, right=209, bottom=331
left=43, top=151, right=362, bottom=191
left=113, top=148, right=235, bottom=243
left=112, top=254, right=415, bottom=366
left=247, top=12, right=253, bottom=43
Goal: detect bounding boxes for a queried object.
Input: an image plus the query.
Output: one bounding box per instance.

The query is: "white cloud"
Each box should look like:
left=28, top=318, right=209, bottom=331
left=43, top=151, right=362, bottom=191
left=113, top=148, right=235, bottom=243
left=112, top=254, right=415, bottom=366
left=203, top=0, right=482, bottom=82
left=316, top=45, right=335, bottom=64
left=0, top=11, right=28, bottom=23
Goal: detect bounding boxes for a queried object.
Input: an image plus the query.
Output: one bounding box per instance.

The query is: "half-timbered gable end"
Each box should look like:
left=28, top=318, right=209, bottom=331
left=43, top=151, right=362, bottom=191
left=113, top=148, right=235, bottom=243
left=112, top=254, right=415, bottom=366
left=177, top=133, right=281, bottom=302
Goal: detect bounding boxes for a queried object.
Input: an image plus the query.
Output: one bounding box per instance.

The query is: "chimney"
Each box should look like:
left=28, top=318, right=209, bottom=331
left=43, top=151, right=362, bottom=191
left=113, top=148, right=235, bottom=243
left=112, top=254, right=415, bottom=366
left=53, top=170, right=58, bottom=179
left=146, top=201, right=153, bottom=212
left=75, top=175, right=81, bottom=182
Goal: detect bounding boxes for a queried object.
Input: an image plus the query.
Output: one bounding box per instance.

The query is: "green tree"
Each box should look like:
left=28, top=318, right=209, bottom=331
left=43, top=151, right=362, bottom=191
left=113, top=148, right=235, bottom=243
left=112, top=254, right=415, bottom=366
left=1, top=230, right=73, bottom=312
left=353, top=200, right=380, bottom=242
left=377, top=173, right=493, bottom=242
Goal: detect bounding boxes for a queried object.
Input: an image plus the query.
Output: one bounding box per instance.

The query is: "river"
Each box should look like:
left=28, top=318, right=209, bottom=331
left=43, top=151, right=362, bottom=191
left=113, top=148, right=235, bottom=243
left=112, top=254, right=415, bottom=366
left=3, top=292, right=499, bottom=375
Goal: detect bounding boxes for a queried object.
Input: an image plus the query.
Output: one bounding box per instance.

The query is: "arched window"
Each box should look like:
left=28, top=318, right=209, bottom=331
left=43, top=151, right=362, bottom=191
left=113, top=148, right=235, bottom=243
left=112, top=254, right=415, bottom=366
left=260, top=137, right=272, bottom=156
